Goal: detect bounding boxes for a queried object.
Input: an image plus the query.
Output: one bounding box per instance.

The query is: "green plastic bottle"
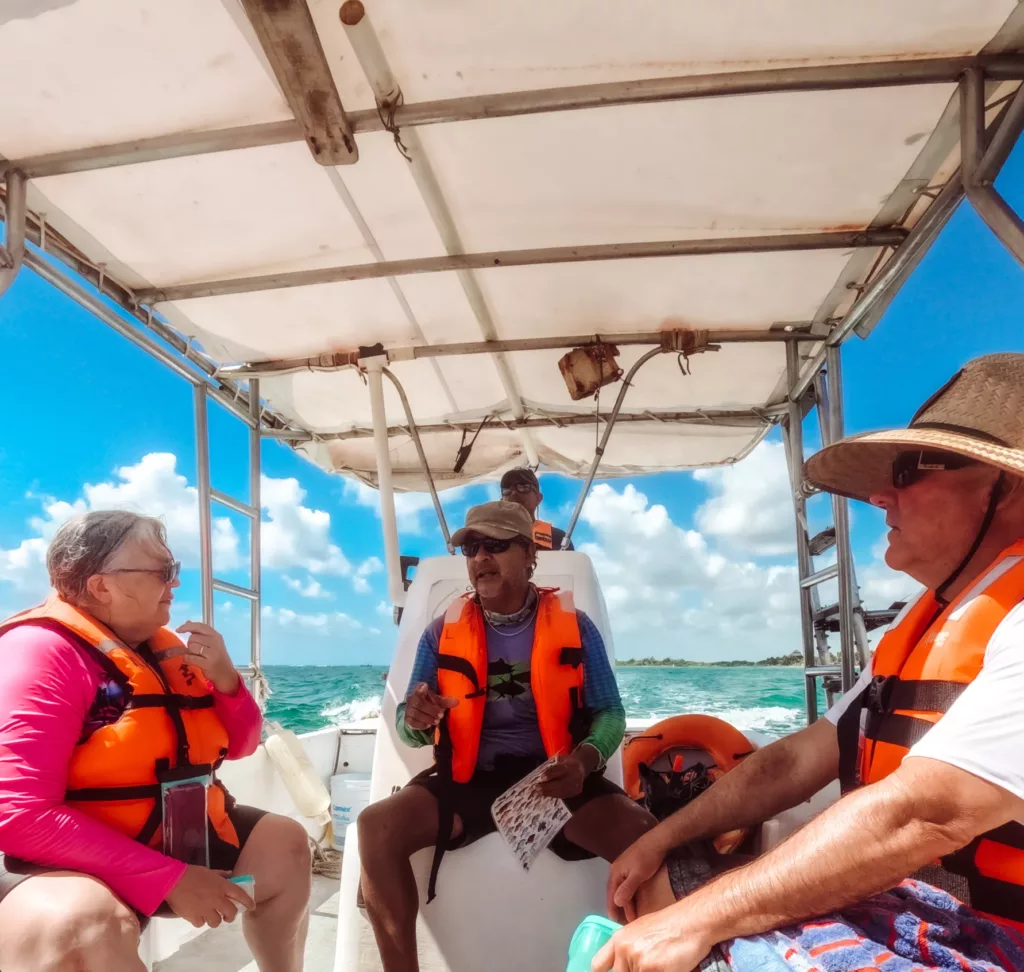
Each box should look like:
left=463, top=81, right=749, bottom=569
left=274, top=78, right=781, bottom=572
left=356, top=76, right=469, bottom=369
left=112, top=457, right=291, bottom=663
left=566, top=915, right=622, bottom=972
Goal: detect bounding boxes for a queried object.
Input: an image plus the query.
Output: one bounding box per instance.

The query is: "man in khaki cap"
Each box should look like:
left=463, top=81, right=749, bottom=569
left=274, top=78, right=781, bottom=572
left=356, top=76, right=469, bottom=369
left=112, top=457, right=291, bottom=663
left=596, top=354, right=1024, bottom=971
left=357, top=501, right=655, bottom=971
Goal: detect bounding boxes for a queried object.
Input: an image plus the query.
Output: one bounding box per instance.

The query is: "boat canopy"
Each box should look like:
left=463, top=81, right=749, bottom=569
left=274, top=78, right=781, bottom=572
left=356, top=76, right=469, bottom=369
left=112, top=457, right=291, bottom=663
left=4, top=1, right=1024, bottom=494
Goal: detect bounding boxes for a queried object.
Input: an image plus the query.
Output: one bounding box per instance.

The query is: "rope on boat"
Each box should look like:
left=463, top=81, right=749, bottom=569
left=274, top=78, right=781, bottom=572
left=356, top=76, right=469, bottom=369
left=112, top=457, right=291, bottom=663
left=310, top=835, right=343, bottom=880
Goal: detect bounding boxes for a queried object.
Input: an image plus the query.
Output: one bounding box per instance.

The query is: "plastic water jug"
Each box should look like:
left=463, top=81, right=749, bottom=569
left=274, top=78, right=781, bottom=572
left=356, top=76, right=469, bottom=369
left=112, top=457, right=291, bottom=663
left=263, top=722, right=331, bottom=826
left=330, top=772, right=372, bottom=849
left=566, top=915, right=621, bottom=972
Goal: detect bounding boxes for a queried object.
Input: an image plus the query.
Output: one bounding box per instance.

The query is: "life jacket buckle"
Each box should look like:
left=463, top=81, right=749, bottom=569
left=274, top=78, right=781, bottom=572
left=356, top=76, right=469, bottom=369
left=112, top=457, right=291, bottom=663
left=867, top=674, right=897, bottom=714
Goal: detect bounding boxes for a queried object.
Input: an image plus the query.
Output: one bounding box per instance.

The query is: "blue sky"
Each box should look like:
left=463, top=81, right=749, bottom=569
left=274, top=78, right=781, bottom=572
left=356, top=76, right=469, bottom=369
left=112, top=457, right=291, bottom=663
left=1, top=148, right=1022, bottom=666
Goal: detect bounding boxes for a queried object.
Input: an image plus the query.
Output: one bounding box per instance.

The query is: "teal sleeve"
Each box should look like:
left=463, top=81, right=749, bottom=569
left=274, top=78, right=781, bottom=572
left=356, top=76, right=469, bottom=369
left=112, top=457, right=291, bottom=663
left=581, top=704, right=626, bottom=764
left=576, top=611, right=626, bottom=762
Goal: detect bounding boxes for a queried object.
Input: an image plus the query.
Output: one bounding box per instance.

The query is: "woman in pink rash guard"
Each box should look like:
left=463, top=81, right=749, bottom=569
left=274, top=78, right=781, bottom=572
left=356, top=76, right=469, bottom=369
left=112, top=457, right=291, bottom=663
left=0, top=511, right=311, bottom=972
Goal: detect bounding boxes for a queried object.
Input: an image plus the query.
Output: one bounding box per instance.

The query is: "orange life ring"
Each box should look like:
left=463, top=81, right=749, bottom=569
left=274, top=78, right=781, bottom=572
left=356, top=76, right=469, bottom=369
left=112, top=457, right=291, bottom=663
left=623, top=714, right=755, bottom=854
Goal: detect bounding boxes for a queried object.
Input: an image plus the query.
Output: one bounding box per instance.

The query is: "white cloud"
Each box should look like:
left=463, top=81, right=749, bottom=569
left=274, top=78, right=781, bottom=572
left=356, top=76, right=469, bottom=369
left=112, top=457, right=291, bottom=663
left=342, top=480, right=466, bottom=534
left=579, top=482, right=800, bottom=660
left=261, top=604, right=365, bottom=634
left=260, top=475, right=350, bottom=575
left=352, top=556, right=383, bottom=594
left=283, top=575, right=333, bottom=600
left=0, top=453, right=241, bottom=600
left=376, top=599, right=391, bottom=616
left=693, top=441, right=796, bottom=556
left=0, top=453, right=364, bottom=601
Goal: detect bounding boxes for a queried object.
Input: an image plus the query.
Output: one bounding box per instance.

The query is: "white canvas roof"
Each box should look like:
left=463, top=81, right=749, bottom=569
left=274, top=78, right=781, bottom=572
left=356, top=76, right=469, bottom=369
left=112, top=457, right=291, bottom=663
left=3, top=0, right=1023, bottom=490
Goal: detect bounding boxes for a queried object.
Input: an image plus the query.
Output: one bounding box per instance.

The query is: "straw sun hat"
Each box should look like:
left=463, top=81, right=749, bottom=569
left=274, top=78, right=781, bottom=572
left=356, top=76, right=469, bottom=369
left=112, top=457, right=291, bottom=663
left=804, top=353, right=1024, bottom=503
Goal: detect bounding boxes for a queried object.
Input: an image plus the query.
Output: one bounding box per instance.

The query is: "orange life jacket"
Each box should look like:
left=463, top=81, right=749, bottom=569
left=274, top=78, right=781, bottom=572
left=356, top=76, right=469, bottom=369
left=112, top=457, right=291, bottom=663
left=532, top=520, right=554, bottom=549
left=0, top=595, right=239, bottom=851
left=837, top=539, right=1024, bottom=925
left=436, top=588, right=586, bottom=783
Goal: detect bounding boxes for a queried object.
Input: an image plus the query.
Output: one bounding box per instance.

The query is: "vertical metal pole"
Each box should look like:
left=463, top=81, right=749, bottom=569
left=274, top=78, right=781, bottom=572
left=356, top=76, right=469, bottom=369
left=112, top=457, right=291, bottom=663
left=0, top=168, right=26, bottom=299
left=365, top=357, right=406, bottom=607
left=249, top=379, right=262, bottom=669
left=194, top=384, right=215, bottom=625
left=784, top=344, right=818, bottom=725
left=826, top=346, right=857, bottom=692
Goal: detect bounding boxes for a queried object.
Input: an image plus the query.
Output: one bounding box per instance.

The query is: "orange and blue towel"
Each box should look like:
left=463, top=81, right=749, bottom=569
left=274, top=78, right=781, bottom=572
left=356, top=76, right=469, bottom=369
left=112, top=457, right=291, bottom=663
left=726, top=880, right=1024, bottom=972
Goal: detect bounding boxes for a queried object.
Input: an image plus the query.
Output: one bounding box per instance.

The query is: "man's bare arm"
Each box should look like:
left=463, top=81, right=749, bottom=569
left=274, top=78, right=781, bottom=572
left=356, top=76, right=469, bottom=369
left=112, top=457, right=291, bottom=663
left=676, top=757, right=1016, bottom=948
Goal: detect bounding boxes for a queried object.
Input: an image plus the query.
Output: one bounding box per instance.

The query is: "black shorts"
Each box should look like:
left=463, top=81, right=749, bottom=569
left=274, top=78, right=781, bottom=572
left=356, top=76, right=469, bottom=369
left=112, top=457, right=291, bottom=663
left=0, top=803, right=266, bottom=927
left=407, top=754, right=625, bottom=860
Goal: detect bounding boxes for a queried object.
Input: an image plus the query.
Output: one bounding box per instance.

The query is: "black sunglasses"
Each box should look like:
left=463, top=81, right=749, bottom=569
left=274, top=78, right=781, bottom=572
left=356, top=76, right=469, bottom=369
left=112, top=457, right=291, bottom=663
left=501, top=484, right=537, bottom=496
left=892, top=451, right=977, bottom=489
left=106, top=560, right=182, bottom=584
left=460, top=537, right=526, bottom=557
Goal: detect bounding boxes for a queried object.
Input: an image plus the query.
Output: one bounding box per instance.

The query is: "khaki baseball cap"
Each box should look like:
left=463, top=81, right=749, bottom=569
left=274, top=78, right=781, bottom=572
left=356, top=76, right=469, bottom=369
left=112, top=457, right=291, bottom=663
left=450, top=500, right=535, bottom=546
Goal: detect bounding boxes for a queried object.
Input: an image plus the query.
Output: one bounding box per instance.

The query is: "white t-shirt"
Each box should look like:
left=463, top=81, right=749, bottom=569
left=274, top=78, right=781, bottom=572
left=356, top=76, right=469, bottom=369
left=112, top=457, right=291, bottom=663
left=826, top=600, right=1024, bottom=806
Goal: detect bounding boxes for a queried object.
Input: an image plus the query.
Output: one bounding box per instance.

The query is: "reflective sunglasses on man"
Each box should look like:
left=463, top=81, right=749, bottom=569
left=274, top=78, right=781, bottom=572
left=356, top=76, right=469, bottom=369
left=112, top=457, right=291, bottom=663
left=459, top=536, right=526, bottom=557
left=501, top=483, right=537, bottom=497
left=105, top=560, right=182, bottom=584
left=892, top=450, right=977, bottom=489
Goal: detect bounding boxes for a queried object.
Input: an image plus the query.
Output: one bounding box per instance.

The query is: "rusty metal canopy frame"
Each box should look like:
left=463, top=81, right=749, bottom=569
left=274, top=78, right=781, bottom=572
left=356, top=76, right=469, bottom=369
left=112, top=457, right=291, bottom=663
left=3, top=1, right=1024, bottom=492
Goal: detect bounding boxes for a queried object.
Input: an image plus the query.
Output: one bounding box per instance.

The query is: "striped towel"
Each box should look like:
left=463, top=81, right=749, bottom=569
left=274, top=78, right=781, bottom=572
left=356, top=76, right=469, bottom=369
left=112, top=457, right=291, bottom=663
left=726, top=880, right=1024, bottom=972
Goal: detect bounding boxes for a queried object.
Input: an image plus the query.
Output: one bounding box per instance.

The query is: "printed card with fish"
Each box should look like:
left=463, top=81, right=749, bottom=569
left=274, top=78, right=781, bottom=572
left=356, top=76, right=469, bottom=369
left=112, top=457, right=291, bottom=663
left=491, top=757, right=572, bottom=870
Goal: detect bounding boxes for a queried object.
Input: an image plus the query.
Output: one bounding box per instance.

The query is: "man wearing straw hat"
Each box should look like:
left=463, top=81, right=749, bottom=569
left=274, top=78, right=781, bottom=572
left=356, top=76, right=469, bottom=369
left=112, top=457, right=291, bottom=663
left=598, top=354, right=1024, bottom=971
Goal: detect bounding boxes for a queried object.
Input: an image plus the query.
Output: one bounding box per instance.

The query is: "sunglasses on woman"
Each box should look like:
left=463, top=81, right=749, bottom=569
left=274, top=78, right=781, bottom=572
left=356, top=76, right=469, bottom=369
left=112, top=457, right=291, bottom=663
left=106, top=560, right=182, bottom=584
left=892, top=451, right=976, bottom=489
left=459, top=537, right=525, bottom=557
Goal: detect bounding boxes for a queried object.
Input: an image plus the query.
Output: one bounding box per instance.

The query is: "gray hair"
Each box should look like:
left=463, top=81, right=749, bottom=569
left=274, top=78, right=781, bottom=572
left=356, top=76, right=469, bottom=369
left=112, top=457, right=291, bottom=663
left=47, top=511, right=168, bottom=604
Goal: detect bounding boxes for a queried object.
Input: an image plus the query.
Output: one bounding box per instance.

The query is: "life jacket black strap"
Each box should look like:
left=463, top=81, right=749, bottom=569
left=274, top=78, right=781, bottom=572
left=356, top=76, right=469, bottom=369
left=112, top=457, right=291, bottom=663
left=66, top=783, right=162, bottom=801
left=559, top=647, right=585, bottom=668
left=436, top=653, right=481, bottom=694
left=427, top=720, right=456, bottom=903
left=65, top=762, right=214, bottom=802
left=879, top=678, right=966, bottom=715
left=863, top=712, right=935, bottom=749
left=129, top=694, right=216, bottom=711
left=836, top=684, right=867, bottom=795
left=136, top=800, right=164, bottom=846
left=985, top=820, right=1024, bottom=851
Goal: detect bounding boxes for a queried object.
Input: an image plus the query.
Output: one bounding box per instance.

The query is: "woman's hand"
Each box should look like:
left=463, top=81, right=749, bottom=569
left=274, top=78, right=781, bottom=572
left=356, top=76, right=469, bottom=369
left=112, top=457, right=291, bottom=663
left=153, top=622, right=240, bottom=694
left=165, top=865, right=255, bottom=928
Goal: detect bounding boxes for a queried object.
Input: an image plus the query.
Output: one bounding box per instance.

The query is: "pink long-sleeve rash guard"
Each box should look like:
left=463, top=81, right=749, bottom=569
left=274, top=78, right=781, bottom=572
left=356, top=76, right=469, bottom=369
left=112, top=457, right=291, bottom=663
left=0, top=623, right=262, bottom=915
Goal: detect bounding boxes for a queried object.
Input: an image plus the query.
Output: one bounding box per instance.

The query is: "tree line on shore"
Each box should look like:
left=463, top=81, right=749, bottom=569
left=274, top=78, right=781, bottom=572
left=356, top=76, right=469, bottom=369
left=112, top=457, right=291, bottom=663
left=617, top=650, right=806, bottom=668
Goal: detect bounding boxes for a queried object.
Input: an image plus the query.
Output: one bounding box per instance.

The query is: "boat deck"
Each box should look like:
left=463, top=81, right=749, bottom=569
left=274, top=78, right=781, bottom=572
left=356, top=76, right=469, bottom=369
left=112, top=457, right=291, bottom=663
left=152, top=872, right=448, bottom=972
left=154, top=875, right=339, bottom=972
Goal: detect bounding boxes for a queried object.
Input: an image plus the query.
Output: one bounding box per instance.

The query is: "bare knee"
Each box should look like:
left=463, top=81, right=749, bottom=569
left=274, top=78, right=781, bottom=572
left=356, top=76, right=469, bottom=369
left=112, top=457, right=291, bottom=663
left=358, top=788, right=445, bottom=867
left=276, top=815, right=313, bottom=872
left=3, top=879, right=140, bottom=972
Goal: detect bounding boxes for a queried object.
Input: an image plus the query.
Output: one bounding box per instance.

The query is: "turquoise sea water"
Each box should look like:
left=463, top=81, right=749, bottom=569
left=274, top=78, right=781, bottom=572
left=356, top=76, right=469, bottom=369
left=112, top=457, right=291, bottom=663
left=262, top=665, right=826, bottom=737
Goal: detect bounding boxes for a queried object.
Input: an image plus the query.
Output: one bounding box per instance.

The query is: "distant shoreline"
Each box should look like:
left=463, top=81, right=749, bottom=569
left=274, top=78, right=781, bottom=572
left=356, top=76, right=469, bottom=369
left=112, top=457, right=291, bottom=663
left=617, top=652, right=805, bottom=669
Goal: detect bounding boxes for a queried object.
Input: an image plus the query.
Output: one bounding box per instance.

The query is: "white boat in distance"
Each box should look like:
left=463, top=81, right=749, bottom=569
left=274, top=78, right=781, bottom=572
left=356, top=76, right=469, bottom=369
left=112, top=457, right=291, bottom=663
left=3, top=1, right=1024, bottom=968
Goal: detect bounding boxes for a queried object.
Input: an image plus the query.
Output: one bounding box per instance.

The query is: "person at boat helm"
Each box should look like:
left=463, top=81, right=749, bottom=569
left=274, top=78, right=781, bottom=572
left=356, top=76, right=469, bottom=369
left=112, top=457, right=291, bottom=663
left=358, top=499, right=655, bottom=972
left=500, top=466, right=575, bottom=550
left=597, top=353, right=1024, bottom=972
left=0, top=512, right=312, bottom=972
